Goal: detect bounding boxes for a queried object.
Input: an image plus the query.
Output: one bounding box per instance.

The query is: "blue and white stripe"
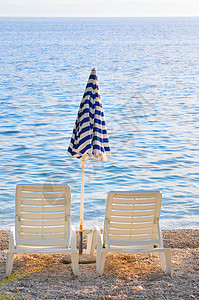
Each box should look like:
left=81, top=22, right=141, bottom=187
left=68, top=68, right=110, bottom=161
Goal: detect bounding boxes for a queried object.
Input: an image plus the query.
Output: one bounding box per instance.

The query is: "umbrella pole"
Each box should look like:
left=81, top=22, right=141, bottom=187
left=79, top=158, right=85, bottom=254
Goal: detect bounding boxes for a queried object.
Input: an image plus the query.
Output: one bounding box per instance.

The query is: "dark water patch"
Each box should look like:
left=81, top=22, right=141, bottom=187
left=0, top=130, right=20, bottom=135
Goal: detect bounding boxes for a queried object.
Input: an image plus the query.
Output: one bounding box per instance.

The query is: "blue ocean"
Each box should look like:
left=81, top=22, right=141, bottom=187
left=0, top=17, right=198, bottom=229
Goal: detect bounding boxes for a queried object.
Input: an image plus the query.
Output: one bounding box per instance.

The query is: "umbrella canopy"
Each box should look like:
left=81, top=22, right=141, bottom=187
left=67, top=68, right=110, bottom=253
left=68, top=68, right=110, bottom=161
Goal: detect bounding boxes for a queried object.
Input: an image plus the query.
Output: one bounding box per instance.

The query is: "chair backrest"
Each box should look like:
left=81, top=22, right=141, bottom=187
left=15, top=184, right=71, bottom=248
left=103, top=191, right=162, bottom=248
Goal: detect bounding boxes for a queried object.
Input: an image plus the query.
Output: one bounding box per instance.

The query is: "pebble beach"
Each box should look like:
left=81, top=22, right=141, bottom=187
left=0, top=229, right=198, bottom=299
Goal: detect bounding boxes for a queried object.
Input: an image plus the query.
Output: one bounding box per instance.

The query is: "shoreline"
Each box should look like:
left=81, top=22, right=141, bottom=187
left=0, top=229, right=198, bottom=299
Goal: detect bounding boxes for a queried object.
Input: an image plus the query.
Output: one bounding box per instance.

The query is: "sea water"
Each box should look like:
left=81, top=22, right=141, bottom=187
left=0, top=17, right=198, bottom=229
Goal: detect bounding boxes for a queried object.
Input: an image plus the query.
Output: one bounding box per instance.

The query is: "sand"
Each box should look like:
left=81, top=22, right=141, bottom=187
left=0, top=229, right=198, bottom=299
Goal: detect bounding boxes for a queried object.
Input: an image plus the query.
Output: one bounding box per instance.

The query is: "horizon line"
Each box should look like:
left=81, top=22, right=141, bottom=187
left=0, top=15, right=199, bottom=18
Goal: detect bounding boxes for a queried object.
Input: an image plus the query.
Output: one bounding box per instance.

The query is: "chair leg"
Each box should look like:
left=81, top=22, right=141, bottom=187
left=164, top=251, right=171, bottom=275
left=6, top=253, right=14, bottom=277
left=159, top=252, right=166, bottom=272
left=86, top=230, right=97, bottom=255
left=71, top=253, right=79, bottom=276
left=86, top=233, right=92, bottom=254
left=97, top=251, right=107, bottom=275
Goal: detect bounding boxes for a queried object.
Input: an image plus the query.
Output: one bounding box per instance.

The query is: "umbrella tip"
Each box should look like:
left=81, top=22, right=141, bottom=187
left=92, top=68, right=97, bottom=75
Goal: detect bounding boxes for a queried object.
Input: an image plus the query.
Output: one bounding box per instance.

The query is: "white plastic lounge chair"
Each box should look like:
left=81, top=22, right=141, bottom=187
left=87, top=191, right=171, bottom=275
left=6, top=184, right=79, bottom=277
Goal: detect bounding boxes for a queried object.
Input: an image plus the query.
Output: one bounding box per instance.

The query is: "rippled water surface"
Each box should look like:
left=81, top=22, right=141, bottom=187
left=0, top=17, right=198, bottom=229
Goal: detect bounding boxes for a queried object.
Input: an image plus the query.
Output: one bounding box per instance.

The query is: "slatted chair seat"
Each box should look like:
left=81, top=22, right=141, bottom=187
left=87, top=191, right=171, bottom=275
left=6, top=184, right=79, bottom=276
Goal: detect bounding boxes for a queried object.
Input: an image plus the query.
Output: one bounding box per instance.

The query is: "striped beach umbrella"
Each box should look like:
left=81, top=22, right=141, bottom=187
left=68, top=68, right=110, bottom=253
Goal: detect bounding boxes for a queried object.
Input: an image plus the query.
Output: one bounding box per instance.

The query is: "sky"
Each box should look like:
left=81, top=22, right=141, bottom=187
left=0, top=0, right=199, bottom=17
